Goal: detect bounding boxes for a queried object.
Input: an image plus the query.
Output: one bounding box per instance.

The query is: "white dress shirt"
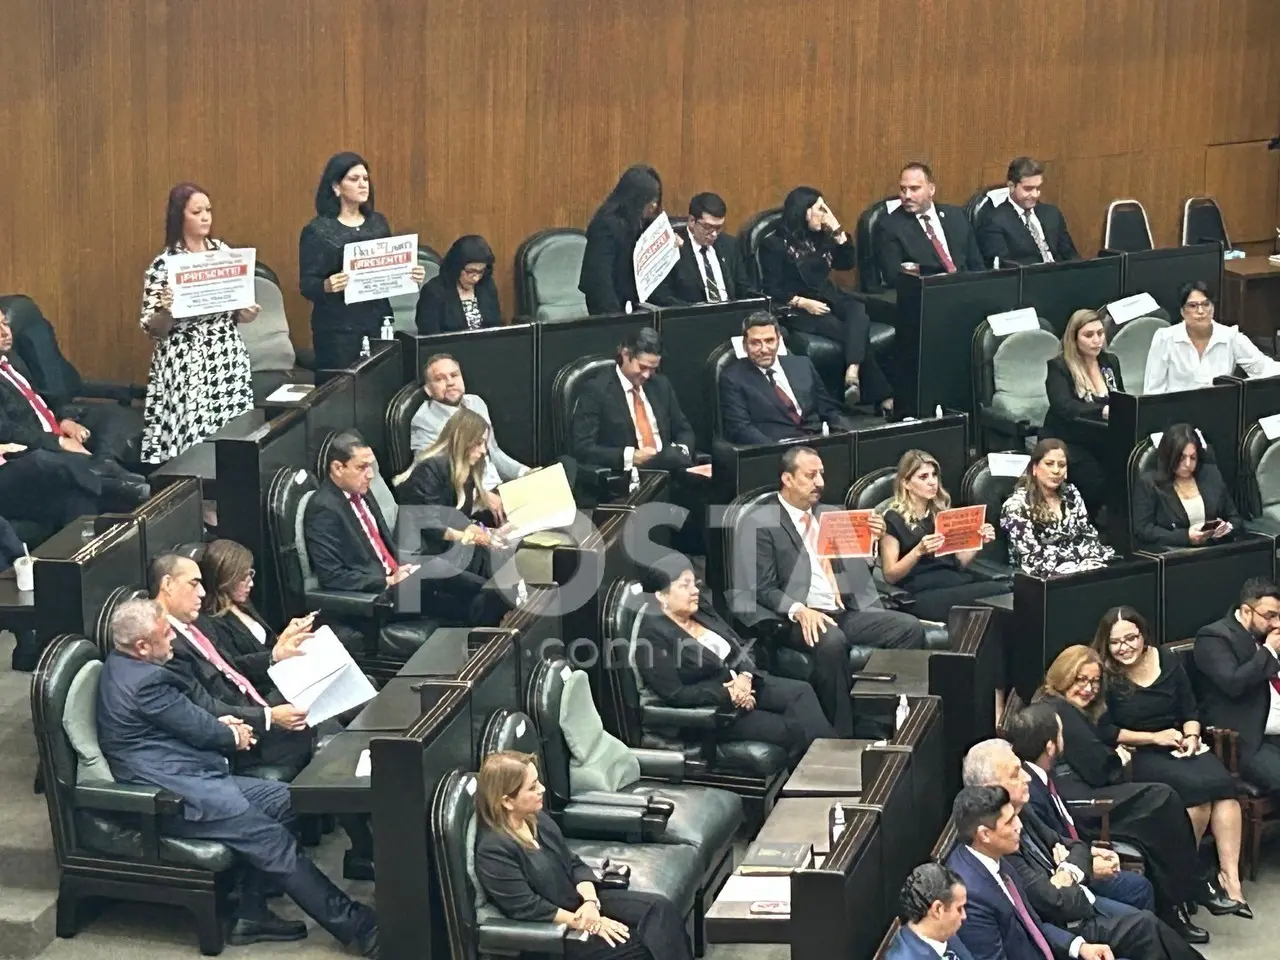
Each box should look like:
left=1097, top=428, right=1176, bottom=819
left=691, top=238, right=728, bottom=301
left=917, top=205, right=953, bottom=261
left=777, top=494, right=840, bottom=616
left=966, top=846, right=1083, bottom=958
left=168, top=615, right=271, bottom=729
left=760, top=361, right=800, bottom=411
left=1262, top=642, right=1280, bottom=736
left=616, top=366, right=676, bottom=471
left=1142, top=321, right=1280, bottom=394
left=912, top=929, right=949, bottom=957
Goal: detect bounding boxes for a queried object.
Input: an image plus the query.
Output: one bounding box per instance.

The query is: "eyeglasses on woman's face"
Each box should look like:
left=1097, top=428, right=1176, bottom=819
left=1108, top=630, right=1143, bottom=650
left=1071, top=674, right=1101, bottom=691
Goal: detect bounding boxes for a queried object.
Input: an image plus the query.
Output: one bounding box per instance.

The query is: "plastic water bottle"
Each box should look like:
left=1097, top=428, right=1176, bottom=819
left=821, top=420, right=831, bottom=436
left=935, top=405, right=943, bottom=419
left=830, top=802, right=846, bottom=847
left=380, top=316, right=395, bottom=340
left=894, top=694, right=910, bottom=733
left=359, top=336, right=371, bottom=359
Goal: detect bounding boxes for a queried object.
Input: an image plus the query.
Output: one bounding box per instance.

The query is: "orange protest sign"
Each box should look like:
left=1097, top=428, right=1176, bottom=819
left=816, top=510, right=875, bottom=559
left=934, top=504, right=987, bottom=556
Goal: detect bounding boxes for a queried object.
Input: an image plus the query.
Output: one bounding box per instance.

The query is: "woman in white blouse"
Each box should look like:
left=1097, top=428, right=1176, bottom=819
left=1142, top=280, right=1280, bottom=394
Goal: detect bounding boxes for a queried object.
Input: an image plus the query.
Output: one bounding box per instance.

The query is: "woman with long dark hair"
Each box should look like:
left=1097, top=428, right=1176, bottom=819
left=414, top=235, right=501, bottom=334
left=579, top=165, right=663, bottom=314
left=758, top=186, right=886, bottom=411
left=1132, top=422, right=1239, bottom=548
left=299, top=152, right=425, bottom=369
left=137, top=182, right=258, bottom=463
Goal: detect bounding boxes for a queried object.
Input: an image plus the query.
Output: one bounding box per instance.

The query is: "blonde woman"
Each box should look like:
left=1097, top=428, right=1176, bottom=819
left=878, top=449, right=1003, bottom=620
left=1000, top=438, right=1114, bottom=578
left=473, top=751, right=693, bottom=960
left=1042, top=309, right=1124, bottom=515
left=395, top=406, right=509, bottom=625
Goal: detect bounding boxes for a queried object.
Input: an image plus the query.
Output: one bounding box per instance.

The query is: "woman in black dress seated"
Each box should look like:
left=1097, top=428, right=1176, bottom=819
left=758, top=186, right=888, bottom=412
left=198, top=539, right=315, bottom=688
left=1094, top=606, right=1248, bottom=912
left=394, top=406, right=512, bottom=626
left=879, top=449, right=1006, bottom=621
left=414, top=235, right=501, bottom=335
left=578, top=165, right=664, bottom=315
left=1035, top=645, right=1241, bottom=921
left=1132, top=423, right=1239, bottom=549
left=474, top=751, right=693, bottom=960
left=1042, top=309, right=1123, bottom=516
left=638, top=564, right=833, bottom=759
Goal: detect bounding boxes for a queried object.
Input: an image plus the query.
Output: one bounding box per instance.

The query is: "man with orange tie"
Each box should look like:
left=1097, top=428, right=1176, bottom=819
left=742, top=446, right=924, bottom=735
left=874, top=161, right=985, bottom=286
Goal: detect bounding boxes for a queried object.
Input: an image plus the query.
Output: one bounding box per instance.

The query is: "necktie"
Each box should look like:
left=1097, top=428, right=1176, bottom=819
left=631, top=388, right=656, bottom=449
left=0, top=359, right=62, bottom=435
left=348, top=493, right=399, bottom=575
left=700, top=246, right=723, bottom=302
left=1046, top=777, right=1079, bottom=839
left=800, top=513, right=845, bottom=610
left=1002, top=869, right=1056, bottom=960
left=1023, top=209, right=1054, bottom=263
left=183, top=622, right=269, bottom=707
left=765, top=369, right=801, bottom=424
left=919, top=215, right=956, bottom=273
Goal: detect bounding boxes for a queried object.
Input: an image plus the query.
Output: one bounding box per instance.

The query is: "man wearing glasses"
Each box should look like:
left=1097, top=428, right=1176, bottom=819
left=1194, top=577, right=1280, bottom=794
left=651, top=192, right=748, bottom=305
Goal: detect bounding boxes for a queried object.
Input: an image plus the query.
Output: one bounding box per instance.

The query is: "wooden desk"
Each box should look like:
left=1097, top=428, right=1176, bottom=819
left=1223, top=257, right=1280, bottom=339
left=756, top=795, right=860, bottom=858
left=851, top=649, right=931, bottom=699
left=779, top=738, right=873, bottom=798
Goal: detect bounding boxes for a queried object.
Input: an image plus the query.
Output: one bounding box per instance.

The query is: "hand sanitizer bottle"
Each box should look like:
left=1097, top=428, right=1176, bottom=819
left=380, top=316, right=395, bottom=340
left=359, top=336, right=371, bottom=359
left=830, top=802, right=846, bottom=847
left=895, top=694, right=910, bottom=733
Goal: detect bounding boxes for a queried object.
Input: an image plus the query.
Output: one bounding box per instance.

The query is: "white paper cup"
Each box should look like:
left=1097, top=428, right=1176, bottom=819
left=13, top=555, right=34, bottom=593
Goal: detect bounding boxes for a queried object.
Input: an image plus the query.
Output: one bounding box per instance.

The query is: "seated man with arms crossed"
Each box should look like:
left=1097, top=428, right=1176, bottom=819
left=96, top=598, right=378, bottom=954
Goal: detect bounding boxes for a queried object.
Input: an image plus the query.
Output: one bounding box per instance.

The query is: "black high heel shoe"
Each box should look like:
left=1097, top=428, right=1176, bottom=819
left=1216, top=873, right=1252, bottom=918
left=1197, top=877, right=1243, bottom=916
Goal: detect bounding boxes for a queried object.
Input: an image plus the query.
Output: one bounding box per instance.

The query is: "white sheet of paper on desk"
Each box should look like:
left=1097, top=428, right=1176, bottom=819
left=268, top=626, right=377, bottom=726
left=718, top=874, right=791, bottom=903
left=1106, top=293, right=1160, bottom=325
left=265, top=383, right=315, bottom=403
left=1260, top=414, right=1280, bottom=441
left=986, top=307, right=1040, bottom=337
left=987, top=452, right=1030, bottom=477
left=355, top=749, right=371, bottom=778
left=730, top=336, right=788, bottom=359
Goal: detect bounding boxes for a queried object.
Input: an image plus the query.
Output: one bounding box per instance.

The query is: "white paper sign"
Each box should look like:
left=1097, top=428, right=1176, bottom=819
left=165, top=247, right=256, bottom=319
left=343, top=233, right=419, bottom=304
left=1150, top=432, right=1162, bottom=447
left=267, top=626, right=377, bottom=725
left=731, top=336, right=789, bottom=359
left=265, top=383, right=315, bottom=403
left=988, top=452, right=1031, bottom=477
left=987, top=307, right=1041, bottom=337
left=1259, top=414, right=1280, bottom=441
left=1106, top=293, right=1161, bottom=325
left=633, top=212, right=681, bottom=303
left=355, top=749, right=371, bottom=778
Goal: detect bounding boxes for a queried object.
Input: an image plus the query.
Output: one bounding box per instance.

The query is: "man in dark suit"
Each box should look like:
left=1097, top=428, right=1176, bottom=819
left=719, top=312, right=846, bottom=444
left=1194, top=577, right=1280, bottom=793
left=947, top=786, right=1115, bottom=960
left=977, top=157, right=1080, bottom=267
left=742, top=445, right=923, bottom=735
left=96, top=597, right=378, bottom=954
left=884, top=861, right=976, bottom=960
left=651, top=193, right=748, bottom=305
left=962, top=738, right=1202, bottom=958
left=875, top=162, right=985, bottom=286
left=570, top=327, right=696, bottom=473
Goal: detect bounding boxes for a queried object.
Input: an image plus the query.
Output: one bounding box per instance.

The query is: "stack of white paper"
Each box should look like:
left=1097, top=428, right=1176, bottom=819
left=267, top=626, right=377, bottom=726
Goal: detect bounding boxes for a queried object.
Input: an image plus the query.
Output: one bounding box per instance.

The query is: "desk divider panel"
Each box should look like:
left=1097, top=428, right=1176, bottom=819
left=1122, top=244, right=1224, bottom=317
left=717, top=431, right=854, bottom=503
left=537, top=312, right=650, bottom=463
left=93, top=476, right=205, bottom=561
left=494, top=586, right=564, bottom=708
left=1215, top=374, right=1280, bottom=442
left=35, top=518, right=145, bottom=641
left=448, top=632, right=519, bottom=752
left=292, top=373, right=357, bottom=470
left=397, top=325, right=539, bottom=468
left=348, top=341, right=403, bottom=472
left=791, top=810, right=883, bottom=960
left=654, top=298, right=769, bottom=451
left=894, top=270, right=1022, bottom=419
left=1147, top=535, right=1276, bottom=643
left=1018, top=256, right=1124, bottom=335
left=930, top=605, right=1000, bottom=796
left=851, top=413, right=969, bottom=495
left=864, top=695, right=947, bottom=864
left=1011, top=558, right=1160, bottom=702
left=371, top=682, right=474, bottom=960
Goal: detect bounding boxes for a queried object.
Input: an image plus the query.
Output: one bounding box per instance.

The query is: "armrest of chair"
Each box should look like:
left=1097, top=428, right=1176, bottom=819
left=561, top=794, right=673, bottom=844
left=476, top=906, right=572, bottom=955
left=629, top=747, right=686, bottom=782
left=966, top=556, right=1014, bottom=582
left=304, top=588, right=385, bottom=619
left=76, top=380, right=146, bottom=405
left=1244, top=516, right=1280, bottom=539
left=1065, top=797, right=1113, bottom=842
left=875, top=579, right=915, bottom=612
left=978, top=408, right=1034, bottom=442
left=639, top=702, right=723, bottom=731
left=74, top=782, right=183, bottom=816
left=1205, top=726, right=1241, bottom=772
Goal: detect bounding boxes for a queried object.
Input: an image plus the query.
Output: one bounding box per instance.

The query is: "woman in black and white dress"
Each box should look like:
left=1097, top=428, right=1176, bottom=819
left=138, top=182, right=258, bottom=464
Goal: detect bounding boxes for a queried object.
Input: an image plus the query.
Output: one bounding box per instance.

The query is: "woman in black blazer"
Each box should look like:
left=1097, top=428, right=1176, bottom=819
left=414, top=235, right=501, bottom=335
left=474, top=751, right=693, bottom=960
left=394, top=406, right=510, bottom=626
left=1042, top=309, right=1124, bottom=516
left=639, top=564, right=833, bottom=758
left=1133, top=422, right=1240, bottom=548
left=578, top=165, right=663, bottom=315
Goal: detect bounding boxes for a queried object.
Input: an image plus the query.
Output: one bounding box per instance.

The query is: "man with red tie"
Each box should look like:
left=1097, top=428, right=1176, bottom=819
left=874, top=162, right=985, bottom=286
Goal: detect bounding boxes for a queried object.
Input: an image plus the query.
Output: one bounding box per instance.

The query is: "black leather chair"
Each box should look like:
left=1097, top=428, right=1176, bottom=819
left=513, top=228, right=590, bottom=322
left=264, top=466, right=435, bottom=677
left=853, top=196, right=899, bottom=295
left=34, top=636, right=234, bottom=955
left=971, top=316, right=1060, bottom=453
left=432, top=768, right=700, bottom=960
left=1103, top=200, right=1154, bottom=253
left=964, top=184, right=1008, bottom=231
left=385, top=381, right=427, bottom=479
left=959, top=457, right=1019, bottom=580
left=737, top=207, right=783, bottom=293
left=1240, top=423, right=1280, bottom=537
left=551, top=354, right=648, bottom=501
left=1182, top=197, right=1231, bottom=249
left=705, top=342, right=737, bottom=440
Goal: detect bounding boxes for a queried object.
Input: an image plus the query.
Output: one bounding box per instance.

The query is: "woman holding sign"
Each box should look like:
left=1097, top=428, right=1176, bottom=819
left=137, top=182, right=257, bottom=464
left=299, top=152, right=425, bottom=369
left=578, top=165, right=664, bottom=315
left=879, top=449, right=1005, bottom=621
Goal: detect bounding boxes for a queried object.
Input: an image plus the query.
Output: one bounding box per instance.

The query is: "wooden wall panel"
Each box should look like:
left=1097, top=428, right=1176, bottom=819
left=0, top=0, right=1276, bottom=383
